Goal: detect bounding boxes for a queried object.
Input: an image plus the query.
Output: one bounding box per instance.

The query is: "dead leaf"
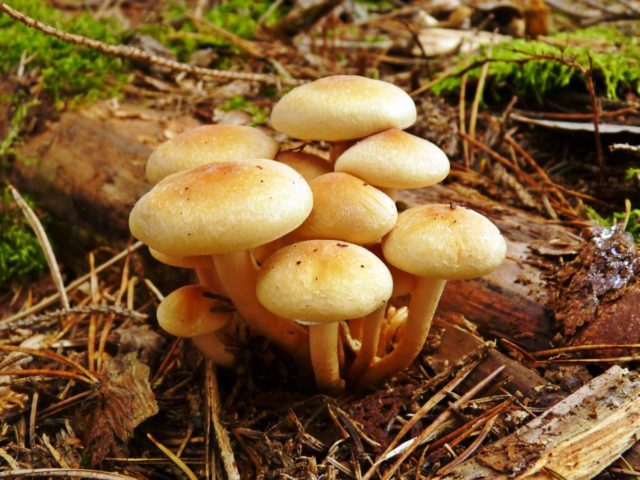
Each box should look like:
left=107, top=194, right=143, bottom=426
left=75, top=352, right=158, bottom=464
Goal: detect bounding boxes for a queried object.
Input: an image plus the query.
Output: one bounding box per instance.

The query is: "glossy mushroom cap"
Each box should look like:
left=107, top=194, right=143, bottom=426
left=382, top=204, right=507, bottom=280
left=276, top=151, right=332, bottom=182
left=157, top=285, right=232, bottom=337
left=293, top=172, right=398, bottom=244
left=271, top=75, right=417, bottom=141
left=130, top=159, right=313, bottom=256
left=146, top=124, right=279, bottom=184
left=256, top=240, right=393, bottom=323
left=334, top=129, right=450, bottom=189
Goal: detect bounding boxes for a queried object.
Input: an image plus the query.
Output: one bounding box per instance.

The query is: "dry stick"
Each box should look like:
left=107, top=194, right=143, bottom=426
left=362, top=359, right=481, bottom=480
left=1, top=241, right=144, bottom=325
left=0, top=469, right=140, bottom=480
left=0, top=1, right=301, bottom=86
left=533, top=343, right=640, bottom=357
left=7, top=184, right=69, bottom=310
left=206, top=360, right=241, bottom=480
left=0, top=369, right=95, bottom=384
left=379, top=365, right=505, bottom=480
left=504, top=134, right=589, bottom=209
left=468, top=37, right=495, bottom=167
left=0, top=345, right=98, bottom=382
left=0, top=305, right=146, bottom=331
left=437, top=414, right=498, bottom=475
left=147, top=433, right=198, bottom=480
left=459, top=74, right=469, bottom=167
left=88, top=253, right=98, bottom=372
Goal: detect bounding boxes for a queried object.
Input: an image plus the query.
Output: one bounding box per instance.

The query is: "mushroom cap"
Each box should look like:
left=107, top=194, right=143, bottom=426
left=334, top=129, right=450, bottom=189
left=293, top=172, right=398, bottom=244
left=276, top=151, right=332, bottom=182
left=149, top=247, right=213, bottom=269
left=257, top=240, right=392, bottom=323
left=129, top=159, right=313, bottom=256
left=382, top=204, right=507, bottom=280
left=157, top=284, right=232, bottom=337
left=270, top=75, right=416, bottom=141
left=146, top=124, right=279, bottom=184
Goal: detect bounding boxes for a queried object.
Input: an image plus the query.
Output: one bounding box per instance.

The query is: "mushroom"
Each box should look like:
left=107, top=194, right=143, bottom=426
left=148, top=247, right=226, bottom=294
left=129, top=159, right=313, bottom=364
left=270, top=75, right=417, bottom=164
left=256, top=240, right=393, bottom=391
left=356, top=204, right=507, bottom=388
left=276, top=151, right=332, bottom=182
left=146, top=124, right=279, bottom=185
left=334, top=128, right=450, bottom=200
left=157, top=284, right=235, bottom=368
left=291, top=172, right=398, bottom=245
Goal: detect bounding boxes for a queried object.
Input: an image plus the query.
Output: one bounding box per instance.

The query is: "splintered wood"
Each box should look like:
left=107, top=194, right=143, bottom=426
left=438, top=366, right=640, bottom=479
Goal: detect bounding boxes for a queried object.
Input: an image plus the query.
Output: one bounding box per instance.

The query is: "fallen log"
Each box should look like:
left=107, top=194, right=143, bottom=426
left=437, top=365, right=640, bottom=479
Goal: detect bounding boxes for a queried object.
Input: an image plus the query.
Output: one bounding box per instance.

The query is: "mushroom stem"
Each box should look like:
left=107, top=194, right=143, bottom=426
left=309, top=322, right=344, bottom=391
left=357, top=278, right=446, bottom=389
left=192, top=332, right=236, bottom=369
left=349, top=317, right=364, bottom=342
left=213, top=250, right=310, bottom=366
left=196, top=265, right=227, bottom=295
left=348, top=306, right=386, bottom=384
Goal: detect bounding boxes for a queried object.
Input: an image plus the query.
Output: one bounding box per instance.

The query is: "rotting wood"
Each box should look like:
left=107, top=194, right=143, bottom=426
left=436, top=365, right=640, bottom=479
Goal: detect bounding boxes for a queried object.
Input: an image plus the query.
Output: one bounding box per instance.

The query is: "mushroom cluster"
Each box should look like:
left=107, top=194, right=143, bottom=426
left=128, top=75, right=507, bottom=391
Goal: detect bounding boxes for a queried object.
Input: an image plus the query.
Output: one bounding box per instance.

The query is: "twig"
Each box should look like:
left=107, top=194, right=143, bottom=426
left=378, top=365, right=505, bottom=480
left=468, top=35, right=495, bottom=166
left=206, top=360, right=241, bottom=480
left=363, top=359, right=481, bottom=480
left=0, top=305, right=146, bottom=332
left=459, top=74, right=469, bottom=167
left=7, top=184, right=68, bottom=310
left=0, top=468, right=140, bottom=479
left=610, top=143, right=640, bottom=154
left=0, top=241, right=144, bottom=325
left=585, top=56, right=604, bottom=178
left=0, top=344, right=98, bottom=382
left=533, top=343, right=640, bottom=357
left=437, top=414, right=498, bottom=475
left=0, top=369, right=96, bottom=384
left=0, top=1, right=301, bottom=86
left=147, top=433, right=197, bottom=480
left=29, top=391, right=38, bottom=449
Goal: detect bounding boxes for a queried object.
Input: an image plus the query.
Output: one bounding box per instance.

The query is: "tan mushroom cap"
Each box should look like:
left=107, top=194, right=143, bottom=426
left=257, top=240, right=392, bottom=323
left=270, top=75, right=417, bottom=141
left=276, top=151, right=332, bottom=182
left=382, top=204, right=507, bottom=280
left=149, top=247, right=212, bottom=269
left=130, top=159, right=313, bottom=256
left=293, top=172, right=398, bottom=244
left=157, top=285, right=232, bottom=337
left=146, top=124, right=279, bottom=184
left=334, top=129, right=450, bottom=189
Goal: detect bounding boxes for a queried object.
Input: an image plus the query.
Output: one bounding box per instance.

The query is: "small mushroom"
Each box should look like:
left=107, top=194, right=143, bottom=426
left=276, top=151, right=332, bottom=182
left=334, top=128, right=450, bottom=200
left=357, top=204, right=507, bottom=388
left=256, top=240, right=392, bottom=391
left=146, top=124, right=279, bottom=184
left=291, top=172, right=398, bottom=245
left=270, top=75, right=417, bottom=163
left=157, top=284, right=236, bottom=368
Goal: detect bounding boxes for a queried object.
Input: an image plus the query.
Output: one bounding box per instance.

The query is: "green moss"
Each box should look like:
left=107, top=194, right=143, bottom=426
left=586, top=204, right=640, bottom=243
left=0, top=187, right=48, bottom=286
left=219, top=95, right=269, bottom=126
left=626, top=167, right=640, bottom=181
left=144, top=0, right=287, bottom=62
left=432, top=25, right=640, bottom=102
left=0, top=0, right=129, bottom=106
